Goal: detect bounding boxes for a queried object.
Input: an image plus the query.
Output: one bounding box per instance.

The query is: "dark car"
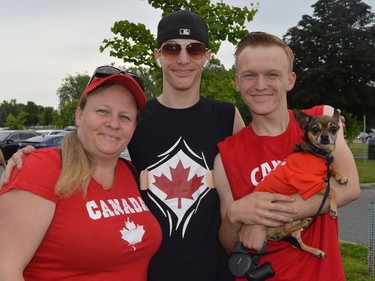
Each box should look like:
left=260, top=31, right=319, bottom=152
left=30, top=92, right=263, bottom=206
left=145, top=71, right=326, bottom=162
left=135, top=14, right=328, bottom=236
left=0, top=130, right=41, bottom=147
left=0, top=130, right=42, bottom=162
left=18, top=134, right=66, bottom=150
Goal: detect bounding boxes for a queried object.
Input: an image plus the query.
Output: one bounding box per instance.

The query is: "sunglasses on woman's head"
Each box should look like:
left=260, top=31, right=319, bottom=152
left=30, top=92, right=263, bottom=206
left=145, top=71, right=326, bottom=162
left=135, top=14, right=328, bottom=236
left=88, top=66, right=145, bottom=91
left=159, top=42, right=207, bottom=60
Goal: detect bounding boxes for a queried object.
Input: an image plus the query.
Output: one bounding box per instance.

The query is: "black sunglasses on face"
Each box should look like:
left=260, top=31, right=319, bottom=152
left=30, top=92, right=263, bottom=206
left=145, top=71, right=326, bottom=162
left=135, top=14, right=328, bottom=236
left=88, top=66, right=145, bottom=91
left=159, top=42, right=207, bottom=60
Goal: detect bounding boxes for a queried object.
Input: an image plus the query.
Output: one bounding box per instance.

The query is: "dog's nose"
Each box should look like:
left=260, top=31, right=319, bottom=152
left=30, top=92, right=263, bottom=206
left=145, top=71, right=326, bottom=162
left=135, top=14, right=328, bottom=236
left=320, top=134, right=330, bottom=144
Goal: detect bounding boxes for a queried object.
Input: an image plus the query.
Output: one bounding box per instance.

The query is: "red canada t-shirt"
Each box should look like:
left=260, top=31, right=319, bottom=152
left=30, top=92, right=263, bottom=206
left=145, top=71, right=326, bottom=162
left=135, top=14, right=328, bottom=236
left=1, top=148, right=162, bottom=281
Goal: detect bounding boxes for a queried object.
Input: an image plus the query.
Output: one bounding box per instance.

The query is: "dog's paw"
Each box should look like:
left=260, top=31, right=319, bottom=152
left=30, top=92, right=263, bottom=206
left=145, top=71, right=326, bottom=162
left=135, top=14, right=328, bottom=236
left=314, top=250, right=327, bottom=258
left=303, top=217, right=312, bottom=227
left=329, top=207, right=338, bottom=218
left=335, top=175, right=348, bottom=185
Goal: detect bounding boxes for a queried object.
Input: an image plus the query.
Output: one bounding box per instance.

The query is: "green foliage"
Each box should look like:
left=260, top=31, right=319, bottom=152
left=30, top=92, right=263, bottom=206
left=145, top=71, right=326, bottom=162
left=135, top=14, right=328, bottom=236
left=56, top=73, right=90, bottom=127
left=24, top=101, right=42, bottom=127
left=59, top=101, right=78, bottom=128
left=57, top=73, right=90, bottom=108
left=201, top=59, right=237, bottom=101
left=39, top=107, right=57, bottom=126
left=100, top=0, right=258, bottom=67
left=126, top=66, right=162, bottom=99
left=344, top=112, right=362, bottom=144
left=5, top=112, right=27, bottom=129
left=101, top=21, right=156, bottom=67
left=0, top=99, right=23, bottom=127
left=284, top=0, right=375, bottom=127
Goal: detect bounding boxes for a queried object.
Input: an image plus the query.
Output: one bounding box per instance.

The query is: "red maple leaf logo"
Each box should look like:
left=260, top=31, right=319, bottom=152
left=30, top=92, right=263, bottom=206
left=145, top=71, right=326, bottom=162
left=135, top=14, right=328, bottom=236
left=154, top=161, right=204, bottom=209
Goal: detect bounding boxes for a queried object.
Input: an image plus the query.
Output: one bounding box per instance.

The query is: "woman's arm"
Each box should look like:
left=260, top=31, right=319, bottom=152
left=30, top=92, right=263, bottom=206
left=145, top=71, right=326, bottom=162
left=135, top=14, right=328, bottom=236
left=0, top=189, right=55, bottom=280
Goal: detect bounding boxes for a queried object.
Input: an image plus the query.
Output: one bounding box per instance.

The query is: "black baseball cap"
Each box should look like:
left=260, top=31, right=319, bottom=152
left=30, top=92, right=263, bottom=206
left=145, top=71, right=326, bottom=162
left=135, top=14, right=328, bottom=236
left=156, top=10, right=209, bottom=48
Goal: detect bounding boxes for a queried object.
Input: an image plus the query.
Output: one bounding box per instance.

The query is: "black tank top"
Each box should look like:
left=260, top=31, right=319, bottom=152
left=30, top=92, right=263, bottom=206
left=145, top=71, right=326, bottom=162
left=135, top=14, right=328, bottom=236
left=128, top=96, right=235, bottom=281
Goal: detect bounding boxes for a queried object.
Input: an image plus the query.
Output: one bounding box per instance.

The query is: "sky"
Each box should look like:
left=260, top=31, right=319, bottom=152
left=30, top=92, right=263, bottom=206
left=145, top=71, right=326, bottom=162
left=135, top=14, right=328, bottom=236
left=1, top=0, right=374, bottom=109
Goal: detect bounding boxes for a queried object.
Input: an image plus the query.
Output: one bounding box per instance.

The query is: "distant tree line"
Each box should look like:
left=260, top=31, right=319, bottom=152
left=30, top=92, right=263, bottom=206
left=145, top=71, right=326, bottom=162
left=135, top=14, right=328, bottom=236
left=0, top=72, right=89, bottom=130
left=0, top=0, right=373, bottom=143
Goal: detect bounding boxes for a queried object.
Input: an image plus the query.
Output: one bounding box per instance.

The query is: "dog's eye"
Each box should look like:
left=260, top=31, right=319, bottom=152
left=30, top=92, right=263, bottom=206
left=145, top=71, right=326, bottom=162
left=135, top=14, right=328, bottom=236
left=311, top=126, right=320, bottom=135
left=330, top=126, right=339, bottom=134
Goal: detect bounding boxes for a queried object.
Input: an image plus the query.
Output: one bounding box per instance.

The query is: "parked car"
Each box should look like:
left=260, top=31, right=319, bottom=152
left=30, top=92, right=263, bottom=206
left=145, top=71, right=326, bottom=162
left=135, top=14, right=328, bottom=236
left=0, top=130, right=42, bottom=162
left=36, top=129, right=69, bottom=136
left=64, top=126, right=76, bottom=131
left=18, top=134, right=66, bottom=150
left=357, top=132, right=369, bottom=139
left=0, top=130, right=41, bottom=147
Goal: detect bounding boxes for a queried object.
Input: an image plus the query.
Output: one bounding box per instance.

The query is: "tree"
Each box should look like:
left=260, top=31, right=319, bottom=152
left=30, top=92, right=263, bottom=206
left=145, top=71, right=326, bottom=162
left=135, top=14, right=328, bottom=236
left=39, top=107, right=57, bottom=127
left=59, top=102, right=78, bottom=128
left=0, top=100, right=14, bottom=127
left=24, top=101, right=42, bottom=127
left=57, top=73, right=90, bottom=108
left=284, top=0, right=375, bottom=128
left=57, top=73, right=90, bottom=127
left=127, top=65, right=161, bottom=100
left=100, top=0, right=258, bottom=68
left=5, top=112, right=27, bottom=130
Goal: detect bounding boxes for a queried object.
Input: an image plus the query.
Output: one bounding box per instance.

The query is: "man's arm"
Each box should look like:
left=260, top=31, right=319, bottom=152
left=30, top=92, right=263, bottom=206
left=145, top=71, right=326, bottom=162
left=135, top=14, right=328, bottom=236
left=323, top=105, right=361, bottom=206
left=0, top=146, right=35, bottom=187
left=213, top=154, right=297, bottom=253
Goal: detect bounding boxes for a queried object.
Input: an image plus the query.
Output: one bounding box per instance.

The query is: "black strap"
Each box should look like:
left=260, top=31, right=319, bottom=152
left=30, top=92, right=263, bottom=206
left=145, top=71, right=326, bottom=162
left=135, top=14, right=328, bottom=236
left=119, top=158, right=140, bottom=188
left=304, top=158, right=332, bottom=229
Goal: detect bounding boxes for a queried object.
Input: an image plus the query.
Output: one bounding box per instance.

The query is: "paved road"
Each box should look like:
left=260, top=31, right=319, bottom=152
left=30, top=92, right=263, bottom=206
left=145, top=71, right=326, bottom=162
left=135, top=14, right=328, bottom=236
left=339, top=185, right=375, bottom=245
left=0, top=165, right=372, bottom=245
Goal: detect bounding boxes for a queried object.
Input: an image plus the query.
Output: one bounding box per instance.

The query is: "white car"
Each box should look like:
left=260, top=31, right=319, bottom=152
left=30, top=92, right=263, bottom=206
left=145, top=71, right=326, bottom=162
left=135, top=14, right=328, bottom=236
left=36, top=130, right=69, bottom=136
left=357, top=132, right=369, bottom=140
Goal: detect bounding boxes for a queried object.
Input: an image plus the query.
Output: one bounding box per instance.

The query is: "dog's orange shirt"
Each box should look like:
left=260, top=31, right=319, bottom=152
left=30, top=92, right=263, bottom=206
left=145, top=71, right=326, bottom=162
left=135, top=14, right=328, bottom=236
left=254, top=152, right=330, bottom=199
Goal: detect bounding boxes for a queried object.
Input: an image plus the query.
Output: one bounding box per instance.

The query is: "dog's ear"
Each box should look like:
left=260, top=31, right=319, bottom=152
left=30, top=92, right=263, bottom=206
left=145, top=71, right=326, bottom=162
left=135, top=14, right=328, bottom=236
left=332, top=109, right=340, bottom=123
left=293, top=109, right=312, bottom=130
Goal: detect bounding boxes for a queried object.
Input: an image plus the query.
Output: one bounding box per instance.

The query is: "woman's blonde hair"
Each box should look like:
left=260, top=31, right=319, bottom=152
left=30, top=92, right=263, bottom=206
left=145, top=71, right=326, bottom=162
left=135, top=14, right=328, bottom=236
left=55, top=94, right=95, bottom=197
left=54, top=131, right=95, bottom=198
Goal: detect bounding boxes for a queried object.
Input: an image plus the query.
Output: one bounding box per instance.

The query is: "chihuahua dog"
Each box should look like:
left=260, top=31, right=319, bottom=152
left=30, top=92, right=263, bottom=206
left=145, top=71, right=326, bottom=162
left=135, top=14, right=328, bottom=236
left=255, top=109, right=348, bottom=258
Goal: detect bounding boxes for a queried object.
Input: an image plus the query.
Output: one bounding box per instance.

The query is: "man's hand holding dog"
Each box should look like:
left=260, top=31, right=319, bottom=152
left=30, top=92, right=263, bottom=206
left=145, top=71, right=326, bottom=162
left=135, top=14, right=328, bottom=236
left=223, top=191, right=297, bottom=251
left=227, top=191, right=297, bottom=227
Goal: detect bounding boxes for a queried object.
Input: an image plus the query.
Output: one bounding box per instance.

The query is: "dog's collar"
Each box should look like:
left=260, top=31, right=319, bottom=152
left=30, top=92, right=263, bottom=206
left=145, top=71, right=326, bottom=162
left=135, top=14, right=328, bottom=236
left=304, top=136, right=334, bottom=164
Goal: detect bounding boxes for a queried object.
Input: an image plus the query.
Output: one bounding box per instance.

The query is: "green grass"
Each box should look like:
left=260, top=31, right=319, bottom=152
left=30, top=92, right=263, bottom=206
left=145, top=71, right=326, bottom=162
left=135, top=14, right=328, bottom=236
left=348, top=142, right=369, bottom=155
left=355, top=158, right=375, bottom=183
left=341, top=242, right=374, bottom=281
left=347, top=142, right=375, bottom=183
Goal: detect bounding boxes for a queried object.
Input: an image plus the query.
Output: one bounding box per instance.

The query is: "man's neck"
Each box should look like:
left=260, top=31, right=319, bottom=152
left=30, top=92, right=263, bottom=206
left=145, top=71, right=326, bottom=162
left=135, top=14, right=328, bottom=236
left=251, top=109, right=290, bottom=136
left=157, top=87, right=200, bottom=109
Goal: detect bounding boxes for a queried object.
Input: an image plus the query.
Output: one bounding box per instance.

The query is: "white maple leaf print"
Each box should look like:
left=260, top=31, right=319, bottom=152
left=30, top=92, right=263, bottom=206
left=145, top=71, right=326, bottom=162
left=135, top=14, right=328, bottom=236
left=120, top=218, right=145, bottom=251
